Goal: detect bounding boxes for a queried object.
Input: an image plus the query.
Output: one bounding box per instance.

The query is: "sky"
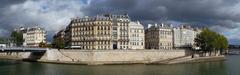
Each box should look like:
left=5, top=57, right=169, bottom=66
left=0, top=0, right=240, bottom=45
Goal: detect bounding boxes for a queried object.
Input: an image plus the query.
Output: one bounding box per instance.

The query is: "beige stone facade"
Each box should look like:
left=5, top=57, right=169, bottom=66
left=129, top=21, right=145, bottom=49
left=111, top=14, right=130, bottom=49
left=65, top=14, right=132, bottom=50
left=173, top=25, right=197, bottom=48
left=54, top=29, right=65, bottom=38
left=145, top=24, right=173, bottom=50
left=23, top=26, right=46, bottom=47
left=67, top=16, right=112, bottom=49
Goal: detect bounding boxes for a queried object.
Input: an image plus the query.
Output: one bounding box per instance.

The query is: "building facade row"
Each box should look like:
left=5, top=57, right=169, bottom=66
left=15, top=26, right=46, bottom=47
left=60, top=14, right=201, bottom=50
left=64, top=14, right=145, bottom=50
left=173, top=25, right=201, bottom=48
left=145, top=24, right=173, bottom=50
left=145, top=24, right=201, bottom=50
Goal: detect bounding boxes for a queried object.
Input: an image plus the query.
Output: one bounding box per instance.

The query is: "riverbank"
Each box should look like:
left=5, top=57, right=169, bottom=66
left=37, top=55, right=226, bottom=65
left=146, top=55, right=225, bottom=65
left=0, top=55, right=226, bottom=65
left=183, top=56, right=226, bottom=63
left=0, top=56, right=22, bottom=60
left=0, top=49, right=225, bottom=65
left=37, top=49, right=189, bottom=65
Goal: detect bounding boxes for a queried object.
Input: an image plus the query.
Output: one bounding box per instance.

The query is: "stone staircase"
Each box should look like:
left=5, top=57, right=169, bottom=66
left=167, top=56, right=193, bottom=64
left=149, top=55, right=193, bottom=64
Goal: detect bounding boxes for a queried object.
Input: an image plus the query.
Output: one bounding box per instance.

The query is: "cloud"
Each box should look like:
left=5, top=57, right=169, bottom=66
left=82, top=0, right=240, bottom=44
left=83, top=0, right=240, bottom=27
left=210, top=26, right=240, bottom=44
left=0, top=0, right=85, bottom=41
left=0, top=0, right=240, bottom=44
left=0, top=0, right=26, bottom=7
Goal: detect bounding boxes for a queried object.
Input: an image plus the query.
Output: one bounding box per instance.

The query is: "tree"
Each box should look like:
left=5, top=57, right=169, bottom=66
left=10, top=31, right=24, bottom=46
left=218, top=35, right=228, bottom=54
left=52, top=37, right=65, bottom=49
left=195, top=28, right=228, bottom=56
left=39, top=41, right=48, bottom=48
left=47, top=44, right=52, bottom=48
left=0, top=37, right=4, bottom=43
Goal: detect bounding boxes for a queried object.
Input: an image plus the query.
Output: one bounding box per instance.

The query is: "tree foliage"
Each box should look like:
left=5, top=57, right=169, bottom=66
left=39, top=41, right=48, bottom=48
left=195, top=28, right=228, bottom=54
left=10, top=31, right=24, bottom=46
left=52, top=37, right=65, bottom=49
left=0, top=37, right=5, bottom=43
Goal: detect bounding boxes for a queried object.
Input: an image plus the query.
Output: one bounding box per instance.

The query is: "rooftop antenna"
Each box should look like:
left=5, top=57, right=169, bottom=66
left=148, top=24, right=152, bottom=28
left=123, top=10, right=128, bottom=15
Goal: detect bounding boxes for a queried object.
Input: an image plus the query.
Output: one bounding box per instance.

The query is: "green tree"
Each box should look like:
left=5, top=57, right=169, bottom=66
left=52, top=37, right=65, bottom=49
left=0, top=37, right=5, bottom=43
left=47, top=44, right=52, bottom=48
left=218, top=35, right=228, bottom=54
left=10, top=31, right=24, bottom=46
left=195, top=28, right=228, bottom=56
left=39, top=41, right=48, bottom=48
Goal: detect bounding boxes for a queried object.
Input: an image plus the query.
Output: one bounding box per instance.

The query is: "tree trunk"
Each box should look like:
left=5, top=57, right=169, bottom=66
left=209, top=51, right=212, bottom=56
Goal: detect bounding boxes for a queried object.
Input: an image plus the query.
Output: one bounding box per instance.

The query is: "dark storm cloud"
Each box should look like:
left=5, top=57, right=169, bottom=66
left=0, top=0, right=84, bottom=40
left=83, top=0, right=137, bottom=15
left=0, top=0, right=26, bottom=7
left=81, top=0, right=240, bottom=44
left=0, top=0, right=240, bottom=44
left=0, top=0, right=27, bottom=36
left=83, top=0, right=240, bottom=28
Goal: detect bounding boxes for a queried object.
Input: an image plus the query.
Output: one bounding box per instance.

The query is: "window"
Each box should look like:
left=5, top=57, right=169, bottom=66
left=113, top=27, right=117, bottom=30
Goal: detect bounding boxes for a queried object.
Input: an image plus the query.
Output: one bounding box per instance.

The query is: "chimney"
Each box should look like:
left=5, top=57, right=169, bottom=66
left=137, top=21, right=140, bottom=24
left=148, top=24, right=152, bottom=28
left=170, top=24, right=173, bottom=27
left=155, top=23, right=158, bottom=27
left=161, top=23, right=164, bottom=27
left=84, top=16, right=89, bottom=18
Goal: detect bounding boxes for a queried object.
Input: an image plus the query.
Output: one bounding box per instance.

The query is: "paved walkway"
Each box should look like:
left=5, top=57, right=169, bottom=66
left=150, top=55, right=225, bottom=64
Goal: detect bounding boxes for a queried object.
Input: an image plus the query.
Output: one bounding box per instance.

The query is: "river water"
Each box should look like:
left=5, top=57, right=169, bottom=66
left=0, top=55, right=239, bottom=75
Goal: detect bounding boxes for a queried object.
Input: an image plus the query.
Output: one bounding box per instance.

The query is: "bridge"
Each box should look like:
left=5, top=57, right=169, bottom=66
left=0, top=47, right=47, bottom=52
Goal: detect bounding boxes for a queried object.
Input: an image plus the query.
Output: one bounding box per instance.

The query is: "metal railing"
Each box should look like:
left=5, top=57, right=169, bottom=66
left=0, top=47, right=47, bottom=52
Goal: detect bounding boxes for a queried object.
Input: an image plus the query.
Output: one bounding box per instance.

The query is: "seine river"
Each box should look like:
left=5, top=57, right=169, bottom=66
left=0, top=55, right=240, bottom=75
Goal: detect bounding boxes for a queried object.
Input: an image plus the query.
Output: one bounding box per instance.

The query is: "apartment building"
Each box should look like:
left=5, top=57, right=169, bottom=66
left=25, top=27, right=46, bottom=47
left=129, top=21, right=145, bottom=49
left=145, top=24, right=173, bottom=50
left=65, top=14, right=134, bottom=50
left=173, top=25, right=197, bottom=48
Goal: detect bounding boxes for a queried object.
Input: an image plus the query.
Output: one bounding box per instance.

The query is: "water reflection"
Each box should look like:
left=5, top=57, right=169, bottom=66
left=0, top=55, right=239, bottom=75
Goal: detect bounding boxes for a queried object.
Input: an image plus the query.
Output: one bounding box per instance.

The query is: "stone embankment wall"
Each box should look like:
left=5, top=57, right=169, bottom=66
left=39, top=49, right=188, bottom=65
left=0, top=52, right=31, bottom=59
left=0, top=49, right=188, bottom=65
